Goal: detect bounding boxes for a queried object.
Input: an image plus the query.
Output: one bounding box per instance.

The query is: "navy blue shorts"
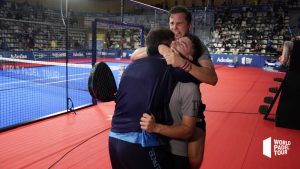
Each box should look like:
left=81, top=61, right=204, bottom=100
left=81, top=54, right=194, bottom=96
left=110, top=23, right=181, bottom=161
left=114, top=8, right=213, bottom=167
left=171, top=154, right=190, bottom=169
left=109, top=137, right=172, bottom=169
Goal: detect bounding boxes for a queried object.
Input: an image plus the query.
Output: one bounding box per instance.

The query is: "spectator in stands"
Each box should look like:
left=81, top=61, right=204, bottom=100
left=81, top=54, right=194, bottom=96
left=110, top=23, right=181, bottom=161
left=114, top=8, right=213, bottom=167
left=232, top=48, right=239, bottom=55
left=27, top=36, right=35, bottom=50
left=221, top=37, right=227, bottom=48
left=255, top=40, right=262, bottom=52
left=50, top=39, right=57, bottom=49
left=240, top=29, right=246, bottom=42
left=211, top=28, right=219, bottom=41
left=215, top=48, right=223, bottom=54
left=236, top=38, right=242, bottom=48
left=276, top=36, right=300, bottom=71
left=74, top=40, right=81, bottom=49
left=239, top=44, right=246, bottom=53
left=36, top=43, right=43, bottom=51
left=266, top=6, right=274, bottom=19
left=266, top=37, right=275, bottom=53
left=250, top=40, right=257, bottom=52
left=0, top=38, right=9, bottom=51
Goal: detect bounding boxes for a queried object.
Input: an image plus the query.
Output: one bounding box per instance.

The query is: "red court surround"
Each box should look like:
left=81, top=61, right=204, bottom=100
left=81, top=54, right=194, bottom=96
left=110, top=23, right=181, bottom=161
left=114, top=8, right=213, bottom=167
left=1, top=65, right=299, bottom=169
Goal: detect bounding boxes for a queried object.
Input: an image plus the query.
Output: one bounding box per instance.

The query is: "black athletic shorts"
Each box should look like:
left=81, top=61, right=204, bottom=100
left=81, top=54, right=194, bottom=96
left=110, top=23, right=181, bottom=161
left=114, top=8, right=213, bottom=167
left=171, top=154, right=190, bottom=169
left=109, top=137, right=172, bottom=169
left=196, top=103, right=206, bottom=132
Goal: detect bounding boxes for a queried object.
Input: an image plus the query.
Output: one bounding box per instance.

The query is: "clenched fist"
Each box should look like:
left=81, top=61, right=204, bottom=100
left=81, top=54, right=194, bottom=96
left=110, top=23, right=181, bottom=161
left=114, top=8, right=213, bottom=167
left=140, top=113, right=157, bottom=133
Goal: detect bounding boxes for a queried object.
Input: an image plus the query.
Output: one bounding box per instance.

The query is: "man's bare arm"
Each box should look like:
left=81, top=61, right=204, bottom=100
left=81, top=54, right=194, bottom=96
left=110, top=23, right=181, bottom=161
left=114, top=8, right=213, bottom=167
left=158, top=44, right=218, bottom=85
left=189, top=59, right=218, bottom=85
left=140, top=113, right=196, bottom=140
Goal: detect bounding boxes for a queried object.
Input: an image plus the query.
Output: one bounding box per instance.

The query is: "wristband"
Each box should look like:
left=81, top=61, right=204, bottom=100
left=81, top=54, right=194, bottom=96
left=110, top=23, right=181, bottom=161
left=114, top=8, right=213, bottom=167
left=181, top=60, right=192, bottom=72
left=181, top=60, right=189, bottom=70
left=186, top=62, right=192, bottom=72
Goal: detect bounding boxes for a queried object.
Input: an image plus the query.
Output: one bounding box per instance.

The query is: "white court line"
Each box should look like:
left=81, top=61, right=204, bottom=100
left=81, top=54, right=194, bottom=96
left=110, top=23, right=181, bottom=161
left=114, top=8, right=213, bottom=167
left=0, top=73, right=89, bottom=86
left=0, top=57, right=121, bottom=71
left=0, top=65, right=119, bottom=87
left=0, top=76, right=89, bottom=87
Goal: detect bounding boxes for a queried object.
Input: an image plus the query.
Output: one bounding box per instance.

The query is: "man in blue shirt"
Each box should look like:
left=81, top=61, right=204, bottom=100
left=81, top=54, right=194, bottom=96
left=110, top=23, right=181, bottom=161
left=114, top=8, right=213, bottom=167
left=109, top=28, right=177, bottom=169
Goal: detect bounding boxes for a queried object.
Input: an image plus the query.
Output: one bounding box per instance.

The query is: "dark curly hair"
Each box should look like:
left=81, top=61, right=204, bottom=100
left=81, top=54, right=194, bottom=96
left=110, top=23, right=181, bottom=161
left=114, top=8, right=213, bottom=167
left=146, top=28, right=174, bottom=56
left=185, top=34, right=203, bottom=64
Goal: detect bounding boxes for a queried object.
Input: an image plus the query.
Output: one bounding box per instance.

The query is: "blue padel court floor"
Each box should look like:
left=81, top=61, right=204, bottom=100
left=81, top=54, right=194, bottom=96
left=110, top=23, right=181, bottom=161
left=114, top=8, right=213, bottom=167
left=0, top=61, right=128, bottom=129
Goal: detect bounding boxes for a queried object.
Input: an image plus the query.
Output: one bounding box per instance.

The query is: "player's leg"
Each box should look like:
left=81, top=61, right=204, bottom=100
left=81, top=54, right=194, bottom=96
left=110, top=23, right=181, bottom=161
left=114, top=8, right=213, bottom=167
left=109, top=137, right=172, bottom=169
left=172, top=154, right=190, bottom=169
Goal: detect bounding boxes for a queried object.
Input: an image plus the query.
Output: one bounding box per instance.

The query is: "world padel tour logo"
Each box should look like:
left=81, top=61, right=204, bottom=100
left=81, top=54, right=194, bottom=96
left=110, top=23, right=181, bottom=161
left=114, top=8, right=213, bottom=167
left=263, top=137, right=291, bottom=158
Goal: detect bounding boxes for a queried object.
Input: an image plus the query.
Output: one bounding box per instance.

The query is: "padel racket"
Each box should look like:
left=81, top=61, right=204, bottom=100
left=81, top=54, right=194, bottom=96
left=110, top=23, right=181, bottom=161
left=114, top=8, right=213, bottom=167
left=88, top=62, right=117, bottom=102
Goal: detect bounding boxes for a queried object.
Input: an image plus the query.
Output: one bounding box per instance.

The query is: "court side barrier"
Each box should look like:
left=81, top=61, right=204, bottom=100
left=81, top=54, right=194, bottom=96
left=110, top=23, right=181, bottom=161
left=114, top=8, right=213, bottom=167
left=0, top=50, right=267, bottom=67
left=0, top=50, right=89, bottom=60
left=211, top=54, right=266, bottom=67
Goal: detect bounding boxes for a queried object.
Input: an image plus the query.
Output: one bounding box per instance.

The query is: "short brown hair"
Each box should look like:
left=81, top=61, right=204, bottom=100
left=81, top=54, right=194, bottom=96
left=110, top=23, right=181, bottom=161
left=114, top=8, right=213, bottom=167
left=146, top=28, right=174, bottom=56
left=169, top=6, right=192, bottom=24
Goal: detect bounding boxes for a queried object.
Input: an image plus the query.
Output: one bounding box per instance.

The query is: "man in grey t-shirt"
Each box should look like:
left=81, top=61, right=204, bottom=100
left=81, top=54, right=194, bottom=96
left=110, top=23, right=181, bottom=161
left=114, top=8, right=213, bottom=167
left=141, top=81, right=200, bottom=169
left=169, top=82, right=200, bottom=160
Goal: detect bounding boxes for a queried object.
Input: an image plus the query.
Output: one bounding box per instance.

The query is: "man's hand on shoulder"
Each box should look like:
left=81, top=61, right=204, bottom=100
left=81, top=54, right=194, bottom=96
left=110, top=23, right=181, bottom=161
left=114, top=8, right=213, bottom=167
left=131, top=47, right=147, bottom=61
